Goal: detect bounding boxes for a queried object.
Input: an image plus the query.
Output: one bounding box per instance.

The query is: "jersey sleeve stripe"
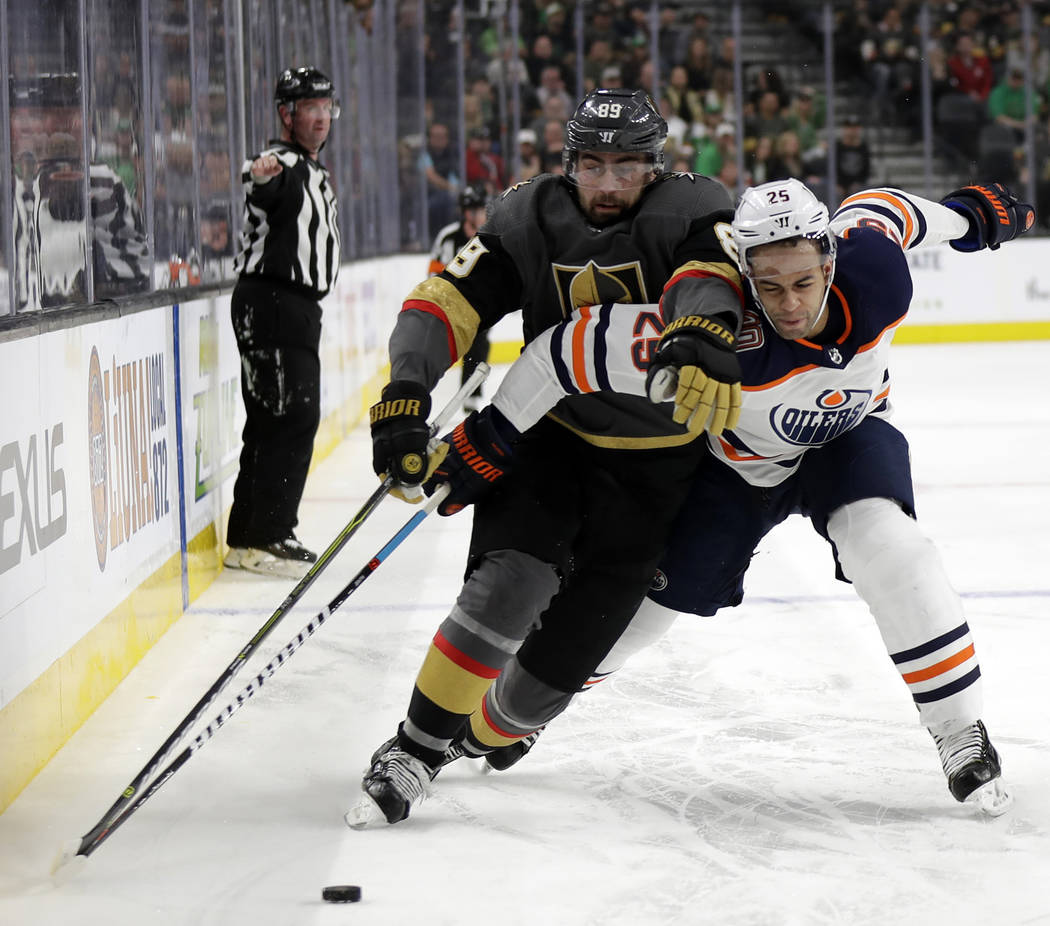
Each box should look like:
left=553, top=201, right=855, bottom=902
left=402, top=276, right=484, bottom=361
left=402, top=298, right=459, bottom=360
left=594, top=303, right=614, bottom=393
left=662, top=260, right=744, bottom=297
left=838, top=189, right=925, bottom=247
left=550, top=322, right=581, bottom=396
left=571, top=305, right=597, bottom=393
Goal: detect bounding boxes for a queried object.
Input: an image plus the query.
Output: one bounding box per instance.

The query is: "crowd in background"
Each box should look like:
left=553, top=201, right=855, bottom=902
left=5, top=0, right=1050, bottom=318
left=414, top=0, right=1050, bottom=232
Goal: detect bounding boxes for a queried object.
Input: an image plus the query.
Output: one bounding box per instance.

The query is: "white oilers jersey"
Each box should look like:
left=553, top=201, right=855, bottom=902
left=493, top=188, right=971, bottom=483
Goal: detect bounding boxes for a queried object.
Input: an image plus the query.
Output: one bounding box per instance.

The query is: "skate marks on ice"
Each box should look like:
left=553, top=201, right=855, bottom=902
left=460, top=608, right=1049, bottom=926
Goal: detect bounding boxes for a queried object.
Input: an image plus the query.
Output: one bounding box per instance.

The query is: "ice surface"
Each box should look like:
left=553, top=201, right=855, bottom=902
left=2, top=343, right=1048, bottom=926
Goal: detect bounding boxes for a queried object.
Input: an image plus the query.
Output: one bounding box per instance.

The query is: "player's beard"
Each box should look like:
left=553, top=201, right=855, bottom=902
left=581, top=191, right=634, bottom=226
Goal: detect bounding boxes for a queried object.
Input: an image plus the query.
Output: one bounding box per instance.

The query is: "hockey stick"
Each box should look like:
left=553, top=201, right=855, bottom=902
left=56, top=483, right=450, bottom=865
left=65, top=365, right=488, bottom=860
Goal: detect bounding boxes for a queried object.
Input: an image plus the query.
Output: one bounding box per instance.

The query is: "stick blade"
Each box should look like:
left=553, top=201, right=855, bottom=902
left=50, top=838, right=89, bottom=881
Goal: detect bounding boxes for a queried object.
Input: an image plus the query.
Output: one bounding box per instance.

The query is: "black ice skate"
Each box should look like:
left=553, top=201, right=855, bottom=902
left=930, top=719, right=1012, bottom=816
left=483, top=728, right=544, bottom=772
left=345, top=740, right=438, bottom=828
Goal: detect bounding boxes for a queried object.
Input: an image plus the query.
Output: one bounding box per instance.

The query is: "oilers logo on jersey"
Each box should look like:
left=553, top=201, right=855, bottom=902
left=771, top=388, right=871, bottom=446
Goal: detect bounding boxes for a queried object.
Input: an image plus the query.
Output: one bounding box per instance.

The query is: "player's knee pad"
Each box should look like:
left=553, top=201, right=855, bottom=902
left=591, top=598, right=680, bottom=679
left=453, top=548, right=561, bottom=642
left=827, top=496, right=967, bottom=655
left=827, top=498, right=960, bottom=610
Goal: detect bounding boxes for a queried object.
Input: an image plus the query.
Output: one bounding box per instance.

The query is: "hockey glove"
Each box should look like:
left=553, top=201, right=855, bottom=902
left=645, top=314, right=742, bottom=437
left=370, top=380, right=443, bottom=501
left=425, top=406, right=517, bottom=516
left=941, top=183, right=1035, bottom=252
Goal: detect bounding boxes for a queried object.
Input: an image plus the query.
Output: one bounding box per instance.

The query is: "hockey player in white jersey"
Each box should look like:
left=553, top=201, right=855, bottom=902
left=474, top=179, right=1034, bottom=814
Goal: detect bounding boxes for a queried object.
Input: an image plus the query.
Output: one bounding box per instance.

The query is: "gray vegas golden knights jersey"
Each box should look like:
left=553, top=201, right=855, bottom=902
left=390, top=172, right=743, bottom=448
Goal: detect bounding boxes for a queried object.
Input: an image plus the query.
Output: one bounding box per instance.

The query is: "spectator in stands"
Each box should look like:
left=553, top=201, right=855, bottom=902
left=714, top=152, right=741, bottom=197
left=539, top=2, right=573, bottom=59
left=540, top=116, right=565, bottom=173
left=514, top=127, right=542, bottom=182
left=585, top=2, right=621, bottom=52
left=658, top=95, right=690, bottom=166
left=657, top=3, right=689, bottom=78
left=665, top=64, right=704, bottom=126
left=526, top=34, right=558, bottom=87
left=422, top=120, right=460, bottom=233
left=767, top=129, right=808, bottom=182
left=835, top=114, right=872, bottom=200
left=694, top=120, right=735, bottom=178
left=948, top=32, right=994, bottom=103
left=600, top=65, right=624, bottom=90
left=530, top=93, right=572, bottom=144
left=682, top=35, right=713, bottom=92
left=536, top=64, right=574, bottom=117
left=746, top=89, right=788, bottom=142
left=988, top=67, right=1041, bottom=141
left=465, top=126, right=505, bottom=194
left=583, top=38, right=617, bottom=90
left=746, top=133, right=776, bottom=186
left=784, top=85, right=824, bottom=158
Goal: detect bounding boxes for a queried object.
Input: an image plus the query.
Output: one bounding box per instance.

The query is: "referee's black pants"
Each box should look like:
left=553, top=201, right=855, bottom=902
left=227, top=277, right=322, bottom=548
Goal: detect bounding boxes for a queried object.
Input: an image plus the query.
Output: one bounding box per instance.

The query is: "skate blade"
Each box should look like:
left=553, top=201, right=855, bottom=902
left=970, top=777, right=1013, bottom=817
left=344, top=793, right=387, bottom=829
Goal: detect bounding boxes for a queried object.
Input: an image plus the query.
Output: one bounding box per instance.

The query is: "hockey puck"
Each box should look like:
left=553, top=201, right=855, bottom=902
left=322, top=885, right=362, bottom=903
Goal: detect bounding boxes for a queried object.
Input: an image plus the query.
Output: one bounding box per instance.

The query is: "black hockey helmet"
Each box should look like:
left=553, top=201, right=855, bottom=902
left=274, top=66, right=339, bottom=115
left=458, top=184, right=489, bottom=211
left=562, top=88, right=667, bottom=180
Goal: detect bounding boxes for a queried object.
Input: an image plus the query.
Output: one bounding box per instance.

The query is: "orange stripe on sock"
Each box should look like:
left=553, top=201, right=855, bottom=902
left=901, top=643, right=975, bottom=684
left=432, top=630, right=501, bottom=679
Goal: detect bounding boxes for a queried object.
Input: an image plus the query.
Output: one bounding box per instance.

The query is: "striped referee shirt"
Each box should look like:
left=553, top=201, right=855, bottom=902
left=234, top=139, right=340, bottom=298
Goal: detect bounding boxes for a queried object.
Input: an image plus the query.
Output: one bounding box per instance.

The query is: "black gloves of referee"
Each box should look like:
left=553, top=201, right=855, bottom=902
left=940, top=183, right=1035, bottom=252
left=645, top=314, right=742, bottom=437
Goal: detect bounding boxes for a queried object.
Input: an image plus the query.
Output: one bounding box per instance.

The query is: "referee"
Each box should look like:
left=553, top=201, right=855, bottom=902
left=225, top=66, right=341, bottom=578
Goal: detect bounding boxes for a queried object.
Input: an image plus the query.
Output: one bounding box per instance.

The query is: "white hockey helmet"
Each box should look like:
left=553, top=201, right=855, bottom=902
left=731, top=179, right=837, bottom=327
left=731, top=179, right=837, bottom=279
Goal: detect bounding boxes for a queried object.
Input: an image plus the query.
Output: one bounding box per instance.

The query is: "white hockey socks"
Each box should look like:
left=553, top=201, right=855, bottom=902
left=826, top=497, right=983, bottom=730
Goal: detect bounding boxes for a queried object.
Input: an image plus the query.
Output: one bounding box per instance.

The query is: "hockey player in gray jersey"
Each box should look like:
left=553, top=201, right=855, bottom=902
left=351, top=89, right=744, bottom=826
left=477, top=179, right=1034, bottom=815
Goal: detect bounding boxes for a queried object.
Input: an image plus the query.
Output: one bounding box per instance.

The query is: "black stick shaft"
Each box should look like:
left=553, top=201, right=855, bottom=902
left=79, top=489, right=446, bottom=857
left=72, top=366, right=486, bottom=855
